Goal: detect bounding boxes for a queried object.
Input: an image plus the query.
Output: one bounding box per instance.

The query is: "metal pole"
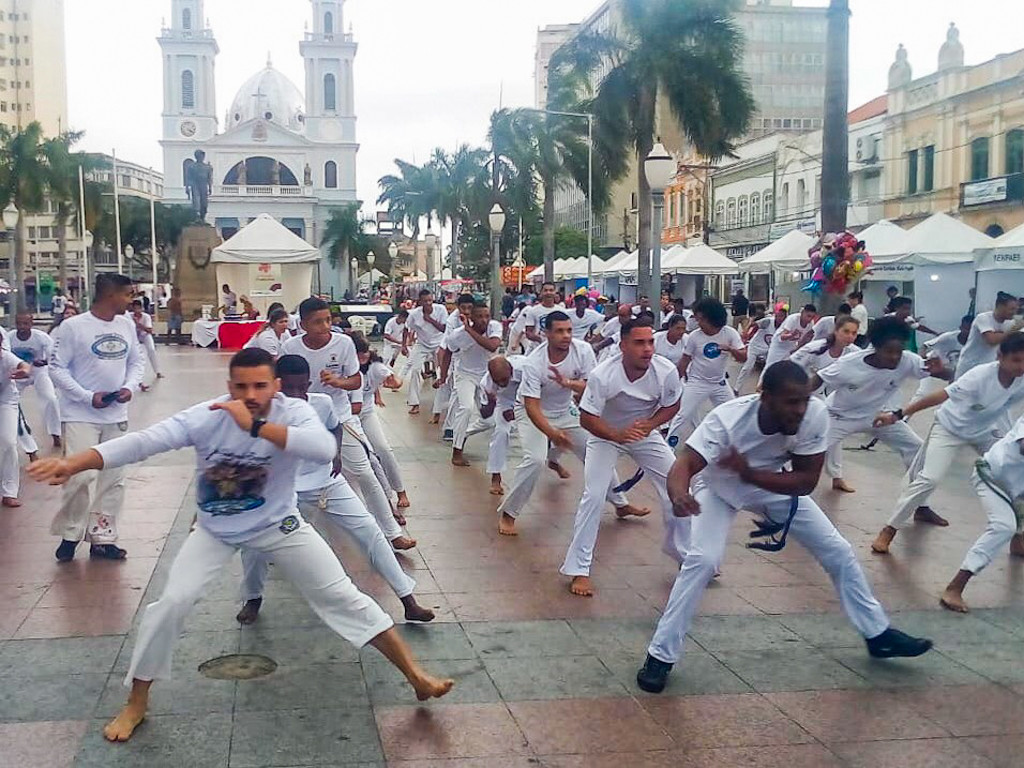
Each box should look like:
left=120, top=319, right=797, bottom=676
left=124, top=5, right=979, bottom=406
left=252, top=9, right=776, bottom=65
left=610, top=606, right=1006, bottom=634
left=518, top=217, right=524, bottom=293
left=491, top=230, right=501, bottom=318
left=77, top=165, right=90, bottom=309
left=150, top=178, right=159, bottom=323
left=651, top=191, right=664, bottom=305
left=587, top=115, right=593, bottom=288
left=112, top=149, right=123, bottom=273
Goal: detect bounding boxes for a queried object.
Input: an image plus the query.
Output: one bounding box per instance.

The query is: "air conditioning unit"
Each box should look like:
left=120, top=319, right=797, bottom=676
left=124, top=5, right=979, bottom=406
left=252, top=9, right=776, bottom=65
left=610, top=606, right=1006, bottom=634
left=855, top=136, right=878, bottom=163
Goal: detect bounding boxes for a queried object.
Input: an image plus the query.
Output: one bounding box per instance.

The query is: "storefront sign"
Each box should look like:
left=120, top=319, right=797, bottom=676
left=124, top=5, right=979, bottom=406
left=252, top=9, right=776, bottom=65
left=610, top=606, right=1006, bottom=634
left=250, top=262, right=283, bottom=297
left=975, top=249, right=1024, bottom=272
left=963, top=177, right=1008, bottom=207
left=769, top=220, right=817, bottom=241
left=863, top=263, right=915, bottom=281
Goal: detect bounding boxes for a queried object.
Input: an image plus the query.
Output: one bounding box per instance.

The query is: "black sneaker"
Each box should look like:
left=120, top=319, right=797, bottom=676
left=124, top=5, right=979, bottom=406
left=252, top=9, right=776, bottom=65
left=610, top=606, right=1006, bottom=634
left=89, top=543, right=128, bottom=560
left=442, top=429, right=454, bottom=442
left=636, top=653, right=674, bottom=693
left=866, top=627, right=933, bottom=658
left=55, top=539, right=79, bottom=562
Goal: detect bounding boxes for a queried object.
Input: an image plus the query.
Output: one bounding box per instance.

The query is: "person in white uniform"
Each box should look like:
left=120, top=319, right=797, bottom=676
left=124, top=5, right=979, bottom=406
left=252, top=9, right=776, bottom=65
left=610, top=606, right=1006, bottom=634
left=653, top=314, right=688, bottom=366
left=435, top=293, right=476, bottom=434
left=382, top=309, right=408, bottom=366
left=28, top=348, right=453, bottom=744
left=10, top=310, right=61, bottom=448
left=402, top=290, right=449, bottom=414
left=789, top=315, right=860, bottom=395
left=810, top=303, right=852, bottom=342
left=809, top=316, right=939, bottom=494
left=940, top=412, right=1024, bottom=612
left=243, top=309, right=291, bottom=357
left=734, top=304, right=784, bottom=394
left=476, top=355, right=527, bottom=496
left=591, top=303, right=632, bottom=362
left=872, top=333, right=1024, bottom=553
left=130, top=299, right=162, bottom=390
left=0, top=348, right=30, bottom=506
left=281, top=298, right=416, bottom=551
left=496, top=311, right=645, bottom=536
left=911, top=316, right=970, bottom=402
left=762, top=304, right=817, bottom=371
left=560, top=318, right=690, bottom=597
left=636, top=360, right=933, bottom=693
left=523, top=282, right=562, bottom=351
left=666, top=297, right=746, bottom=447
left=49, top=273, right=145, bottom=562
left=955, top=292, right=1023, bottom=379
left=847, top=290, right=870, bottom=348
left=444, top=302, right=502, bottom=467
left=235, top=354, right=434, bottom=625
left=570, top=293, right=605, bottom=340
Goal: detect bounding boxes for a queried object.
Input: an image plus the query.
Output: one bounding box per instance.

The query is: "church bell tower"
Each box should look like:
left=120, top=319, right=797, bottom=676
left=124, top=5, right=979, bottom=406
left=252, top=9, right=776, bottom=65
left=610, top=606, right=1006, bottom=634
left=300, top=0, right=357, bottom=143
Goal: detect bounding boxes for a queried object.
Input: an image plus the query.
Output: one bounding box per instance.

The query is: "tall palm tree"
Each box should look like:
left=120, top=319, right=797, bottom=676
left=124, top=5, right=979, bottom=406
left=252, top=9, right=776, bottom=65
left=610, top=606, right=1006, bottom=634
left=0, top=122, right=48, bottom=311
left=42, top=131, right=92, bottom=291
left=553, top=0, right=754, bottom=297
left=430, top=145, right=488, bottom=277
left=376, top=159, right=437, bottom=240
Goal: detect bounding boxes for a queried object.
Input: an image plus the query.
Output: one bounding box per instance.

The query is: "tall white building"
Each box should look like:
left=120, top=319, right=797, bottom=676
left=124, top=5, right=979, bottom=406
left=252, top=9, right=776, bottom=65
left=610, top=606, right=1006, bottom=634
left=159, top=0, right=359, bottom=295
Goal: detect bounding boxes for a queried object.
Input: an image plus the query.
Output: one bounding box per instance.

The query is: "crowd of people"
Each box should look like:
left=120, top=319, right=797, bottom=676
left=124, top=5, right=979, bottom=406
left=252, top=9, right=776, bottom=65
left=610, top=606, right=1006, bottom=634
left=14, top=270, right=1024, bottom=743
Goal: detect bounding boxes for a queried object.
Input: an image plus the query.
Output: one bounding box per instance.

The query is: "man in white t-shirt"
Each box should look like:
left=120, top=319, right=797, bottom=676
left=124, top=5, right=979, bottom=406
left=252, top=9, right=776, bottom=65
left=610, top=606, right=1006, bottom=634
left=561, top=318, right=690, bottom=597
left=382, top=309, right=408, bottom=366
left=666, top=297, right=746, bottom=446
left=734, top=304, right=784, bottom=393
left=475, top=355, right=527, bottom=496
left=763, top=304, right=817, bottom=370
left=592, top=303, right=632, bottom=361
left=443, top=302, right=502, bottom=467
left=130, top=299, right=162, bottom=389
left=637, top=360, right=932, bottom=694
left=496, top=311, right=644, bottom=536
left=220, top=283, right=237, bottom=314
left=401, top=289, right=449, bottom=414
left=911, top=315, right=971, bottom=403
left=653, top=314, right=688, bottom=366
left=872, top=334, right=1024, bottom=554
left=955, top=292, right=1023, bottom=379
left=10, top=310, right=61, bottom=447
left=28, top=347, right=453, bottom=744
left=48, top=273, right=146, bottom=562
left=811, top=302, right=852, bottom=342
left=570, top=294, right=605, bottom=340
left=0, top=346, right=31, bottom=506
left=435, top=293, right=476, bottom=434
left=523, top=281, right=562, bottom=349
left=847, top=291, right=870, bottom=347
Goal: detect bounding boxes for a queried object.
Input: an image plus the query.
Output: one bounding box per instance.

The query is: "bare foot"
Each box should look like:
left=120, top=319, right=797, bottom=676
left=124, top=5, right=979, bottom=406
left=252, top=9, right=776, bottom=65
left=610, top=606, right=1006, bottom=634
left=548, top=461, right=571, bottom=479
left=2, top=497, right=21, bottom=508
left=914, top=506, right=949, bottom=527
left=489, top=482, right=505, bottom=496
left=832, top=478, right=856, bottom=493
left=940, top=588, right=969, bottom=613
left=430, top=414, right=440, bottom=425
left=1011, top=533, right=1024, bottom=559
left=871, top=526, right=897, bottom=554
left=498, top=513, right=518, bottom=536
left=408, top=405, right=420, bottom=415
left=451, top=451, right=470, bottom=467
left=396, top=492, right=411, bottom=509
left=391, top=536, right=417, bottom=551
left=569, top=575, right=594, bottom=597
left=236, top=597, right=262, bottom=625
left=393, top=511, right=408, bottom=526
left=615, top=504, right=651, bottom=519
left=412, top=673, right=455, bottom=701
left=401, top=595, right=436, bottom=623
left=103, top=701, right=147, bottom=742
left=27, top=451, right=39, bottom=463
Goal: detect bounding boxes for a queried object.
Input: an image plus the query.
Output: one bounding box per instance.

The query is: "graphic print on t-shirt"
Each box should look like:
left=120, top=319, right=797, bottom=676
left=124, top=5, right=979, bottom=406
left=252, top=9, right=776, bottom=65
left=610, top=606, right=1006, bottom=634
left=703, top=342, right=722, bottom=359
left=91, top=334, right=129, bottom=360
left=197, top=450, right=271, bottom=515
left=11, top=345, right=36, bottom=364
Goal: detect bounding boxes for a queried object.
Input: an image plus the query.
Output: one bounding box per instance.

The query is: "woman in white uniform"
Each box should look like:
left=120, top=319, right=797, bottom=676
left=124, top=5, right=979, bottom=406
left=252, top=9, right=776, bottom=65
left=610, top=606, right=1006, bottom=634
left=790, top=315, right=860, bottom=396
left=243, top=309, right=291, bottom=357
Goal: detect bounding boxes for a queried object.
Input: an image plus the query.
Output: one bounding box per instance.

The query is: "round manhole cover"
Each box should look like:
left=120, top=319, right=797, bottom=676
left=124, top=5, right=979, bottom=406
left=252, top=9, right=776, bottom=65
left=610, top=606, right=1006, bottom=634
left=198, top=654, right=277, bottom=680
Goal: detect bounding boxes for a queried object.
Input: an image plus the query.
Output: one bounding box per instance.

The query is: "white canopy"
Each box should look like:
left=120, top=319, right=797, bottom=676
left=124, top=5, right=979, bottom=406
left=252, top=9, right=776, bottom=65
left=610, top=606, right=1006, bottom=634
left=211, top=213, right=320, bottom=264
left=856, top=219, right=912, bottom=263
left=557, top=257, right=589, bottom=279
left=739, top=230, right=814, bottom=273
left=974, top=222, right=1024, bottom=272
left=357, top=268, right=387, bottom=287
left=902, top=211, right=993, bottom=265
left=664, top=243, right=739, bottom=275
left=594, top=250, right=633, bottom=275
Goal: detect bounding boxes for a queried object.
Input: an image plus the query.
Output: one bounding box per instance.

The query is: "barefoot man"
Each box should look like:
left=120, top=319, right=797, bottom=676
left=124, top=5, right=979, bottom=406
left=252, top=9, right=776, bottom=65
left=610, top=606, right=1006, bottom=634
left=496, top=311, right=646, bottom=536
left=28, top=348, right=453, bottom=743
left=444, top=301, right=502, bottom=467
left=402, top=290, right=449, bottom=415
left=560, top=318, right=690, bottom=596
left=636, top=361, right=933, bottom=694
left=476, top=355, right=526, bottom=496
left=10, top=310, right=62, bottom=448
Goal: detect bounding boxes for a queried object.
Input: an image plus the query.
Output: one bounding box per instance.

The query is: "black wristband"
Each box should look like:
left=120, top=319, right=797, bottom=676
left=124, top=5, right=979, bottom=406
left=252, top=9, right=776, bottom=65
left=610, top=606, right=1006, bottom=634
left=893, top=408, right=904, bottom=421
left=250, top=417, right=267, bottom=438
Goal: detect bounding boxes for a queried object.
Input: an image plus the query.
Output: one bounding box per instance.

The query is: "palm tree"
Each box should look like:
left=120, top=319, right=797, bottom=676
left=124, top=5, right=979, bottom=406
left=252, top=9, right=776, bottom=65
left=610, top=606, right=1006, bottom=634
left=553, top=0, right=754, bottom=297
left=429, top=145, right=488, bottom=277
left=42, top=131, right=93, bottom=292
left=376, top=159, right=436, bottom=241
left=0, top=122, right=48, bottom=311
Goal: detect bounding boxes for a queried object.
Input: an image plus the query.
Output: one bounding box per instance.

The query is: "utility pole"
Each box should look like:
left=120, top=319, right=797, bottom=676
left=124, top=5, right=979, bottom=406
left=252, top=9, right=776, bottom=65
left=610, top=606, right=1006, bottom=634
left=820, top=0, right=851, bottom=234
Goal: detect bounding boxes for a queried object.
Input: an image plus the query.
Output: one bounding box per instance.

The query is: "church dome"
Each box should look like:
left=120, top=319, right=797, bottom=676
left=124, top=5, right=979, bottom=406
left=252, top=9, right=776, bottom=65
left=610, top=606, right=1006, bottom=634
left=227, top=62, right=306, bottom=133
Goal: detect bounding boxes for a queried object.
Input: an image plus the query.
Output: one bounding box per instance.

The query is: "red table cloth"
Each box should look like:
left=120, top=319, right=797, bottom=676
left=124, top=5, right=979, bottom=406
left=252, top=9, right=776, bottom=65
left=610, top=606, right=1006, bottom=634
left=217, top=321, right=263, bottom=350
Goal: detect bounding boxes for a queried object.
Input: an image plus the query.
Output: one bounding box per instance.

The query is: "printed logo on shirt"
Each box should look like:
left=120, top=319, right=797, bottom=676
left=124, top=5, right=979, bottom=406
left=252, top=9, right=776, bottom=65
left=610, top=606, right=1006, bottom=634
left=763, top=334, right=773, bottom=345
left=11, top=347, right=34, bottom=363
left=703, top=342, right=722, bottom=359
left=971, top=403, right=986, bottom=411
left=278, top=515, right=300, bottom=534
left=197, top=453, right=270, bottom=516
left=91, top=333, right=129, bottom=360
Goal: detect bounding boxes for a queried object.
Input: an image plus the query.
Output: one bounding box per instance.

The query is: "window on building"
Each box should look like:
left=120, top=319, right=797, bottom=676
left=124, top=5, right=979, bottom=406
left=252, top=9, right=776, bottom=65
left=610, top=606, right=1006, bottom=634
left=907, top=148, right=918, bottom=194
left=750, top=192, right=761, bottom=225
left=738, top=195, right=749, bottom=226
left=923, top=145, right=935, bottom=192
left=181, top=70, right=195, bottom=109
left=1006, top=129, right=1024, bottom=175
left=715, top=201, right=725, bottom=228
left=324, top=161, right=338, bottom=188
left=796, top=179, right=806, bottom=212
left=763, top=191, right=773, bottom=221
left=780, top=182, right=789, bottom=213
left=970, top=137, right=990, bottom=181
left=182, top=8, right=192, bottom=29
left=324, top=73, right=337, bottom=111
left=27, top=226, right=36, bottom=238
left=726, top=198, right=736, bottom=228
left=324, top=11, right=334, bottom=34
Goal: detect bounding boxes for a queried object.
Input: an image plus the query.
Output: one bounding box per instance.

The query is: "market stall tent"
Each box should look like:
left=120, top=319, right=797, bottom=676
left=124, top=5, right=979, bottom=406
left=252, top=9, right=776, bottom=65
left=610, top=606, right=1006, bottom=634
left=665, top=243, right=739, bottom=275
left=738, top=229, right=814, bottom=273
left=974, top=222, right=1024, bottom=313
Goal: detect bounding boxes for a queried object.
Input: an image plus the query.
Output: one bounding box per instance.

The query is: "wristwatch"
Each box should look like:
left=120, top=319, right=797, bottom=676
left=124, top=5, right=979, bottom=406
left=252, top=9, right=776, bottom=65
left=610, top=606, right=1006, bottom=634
left=892, top=408, right=905, bottom=422
left=250, top=417, right=267, bottom=438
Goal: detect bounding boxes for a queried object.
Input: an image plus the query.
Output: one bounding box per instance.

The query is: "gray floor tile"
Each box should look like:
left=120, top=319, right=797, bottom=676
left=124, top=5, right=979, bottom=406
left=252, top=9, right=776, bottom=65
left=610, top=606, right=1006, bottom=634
left=778, top=614, right=872, bottom=649
left=939, top=642, right=1024, bottom=683
left=887, top=610, right=1020, bottom=646
left=229, top=708, right=383, bottom=767
left=0, top=672, right=106, bottom=722
left=358, top=623, right=475, bottom=662
left=464, top=619, right=585, bottom=658
left=715, top=647, right=870, bottom=692
left=829, top=646, right=989, bottom=688
left=689, top=615, right=807, bottom=653
left=0, top=635, right=125, bottom=677
left=567, top=617, right=662, bottom=655
left=973, top=609, right=1024, bottom=639
left=97, top=670, right=236, bottom=717
left=239, top=626, right=359, bottom=665
left=74, top=713, right=232, bottom=768
left=362, top=657, right=500, bottom=706
left=234, top=662, right=368, bottom=712
left=483, top=655, right=630, bottom=701
left=114, top=629, right=241, bottom=675
left=600, top=648, right=753, bottom=697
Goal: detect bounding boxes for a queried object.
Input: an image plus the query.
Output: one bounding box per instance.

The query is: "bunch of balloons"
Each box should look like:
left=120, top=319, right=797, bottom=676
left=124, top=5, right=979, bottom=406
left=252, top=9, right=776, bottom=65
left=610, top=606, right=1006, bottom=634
left=803, top=231, right=873, bottom=295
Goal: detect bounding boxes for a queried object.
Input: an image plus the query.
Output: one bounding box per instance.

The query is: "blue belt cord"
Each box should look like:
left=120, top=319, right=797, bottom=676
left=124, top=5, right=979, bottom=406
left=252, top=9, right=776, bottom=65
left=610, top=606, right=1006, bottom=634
left=747, top=496, right=799, bottom=552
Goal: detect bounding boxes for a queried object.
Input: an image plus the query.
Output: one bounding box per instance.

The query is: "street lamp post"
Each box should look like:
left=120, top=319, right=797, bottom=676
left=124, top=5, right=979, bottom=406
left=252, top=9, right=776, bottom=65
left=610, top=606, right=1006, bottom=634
left=387, top=241, right=399, bottom=302
left=83, top=230, right=93, bottom=310
left=488, top=203, right=506, bottom=318
left=124, top=244, right=134, bottom=281
left=3, top=203, right=18, bottom=316
left=424, top=233, right=437, bottom=285
left=644, top=141, right=675, bottom=304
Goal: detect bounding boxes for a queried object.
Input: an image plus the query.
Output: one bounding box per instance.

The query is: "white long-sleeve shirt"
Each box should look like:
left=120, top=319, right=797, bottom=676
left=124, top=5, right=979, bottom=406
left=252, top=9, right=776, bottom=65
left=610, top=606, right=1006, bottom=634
left=49, top=311, right=145, bottom=424
left=96, top=393, right=334, bottom=544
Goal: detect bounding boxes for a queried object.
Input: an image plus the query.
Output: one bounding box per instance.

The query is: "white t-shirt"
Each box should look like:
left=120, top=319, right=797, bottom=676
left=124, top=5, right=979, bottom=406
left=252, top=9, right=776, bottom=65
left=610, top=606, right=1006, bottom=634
left=359, top=360, right=392, bottom=417
left=683, top=326, right=744, bottom=384
left=479, top=356, right=527, bottom=413
left=406, top=304, right=450, bottom=350
left=383, top=317, right=404, bottom=346
left=9, top=328, right=53, bottom=381
left=519, top=338, right=596, bottom=416
left=580, top=355, right=682, bottom=430
left=244, top=328, right=284, bottom=357
left=982, top=414, right=1024, bottom=499
left=570, top=308, right=605, bottom=340
left=812, top=316, right=836, bottom=341
left=789, top=338, right=856, bottom=380
left=936, top=361, right=1024, bottom=443
left=288, top=313, right=301, bottom=333
left=653, top=330, right=688, bottom=365
left=49, top=311, right=145, bottom=424
left=280, top=332, right=360, bottom=423
left=446, top=321, right=502, bottom=379
left=0, top=349, right=24, bottom=406
left=51, top=295, right=67, bottom=315
left=850, top=303, right=869, bottom=335
left=817, top=348, right=929, bottom=423
left=766, top=313, right=814, bottom=361
left=686, top=394, right=829, bottom=509
left=222, top=291, right=237, bottom=312
left=524, top=304, right=562, bottom=335
left=293, top=392, right=344, bottom=493
left=96, top=392, right=334, bottom=545
left=956, top=312, right=1015, bottom=379
left=922, top=330, right=963, bottom=372
left=598, top=315, right=623, bottom=342
left=748, top=316, right=779, bottom=356
left=130, top=312, right=153, bottom=343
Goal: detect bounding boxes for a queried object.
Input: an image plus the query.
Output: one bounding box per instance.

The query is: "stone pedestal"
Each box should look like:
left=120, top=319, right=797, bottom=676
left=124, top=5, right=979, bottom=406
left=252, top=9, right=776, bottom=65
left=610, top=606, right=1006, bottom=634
left=175, top=225, right=222, bottom=319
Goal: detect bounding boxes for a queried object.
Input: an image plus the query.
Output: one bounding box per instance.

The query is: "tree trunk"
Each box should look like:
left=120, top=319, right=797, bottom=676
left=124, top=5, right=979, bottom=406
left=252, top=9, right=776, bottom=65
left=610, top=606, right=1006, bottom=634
left=13, top=211, right=27, bottom=313
left=450, top=216, right=460, bottom=278
left=56, top=210, right=68, bottom=295
left=543, top=179, right=555, bottom=283
left=635, top=133, right=654, bottom=303
left=821, top=0, right=850, bottom=234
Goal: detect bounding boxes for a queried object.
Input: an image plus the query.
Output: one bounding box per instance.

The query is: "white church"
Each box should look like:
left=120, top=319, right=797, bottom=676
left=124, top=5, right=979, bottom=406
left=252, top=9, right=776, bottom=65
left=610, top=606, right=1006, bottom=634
left=159, top=0, right=357, bottom=296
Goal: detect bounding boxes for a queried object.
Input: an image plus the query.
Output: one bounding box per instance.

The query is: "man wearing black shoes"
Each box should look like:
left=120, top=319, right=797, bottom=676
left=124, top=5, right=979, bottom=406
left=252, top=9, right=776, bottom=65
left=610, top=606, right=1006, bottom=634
left=637, top=361, right=932, bottom=694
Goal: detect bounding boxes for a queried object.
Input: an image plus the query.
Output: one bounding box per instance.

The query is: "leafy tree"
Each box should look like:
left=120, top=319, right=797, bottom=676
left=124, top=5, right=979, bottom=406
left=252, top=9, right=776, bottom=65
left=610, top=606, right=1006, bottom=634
left=0, top=122, right=47, bottom=310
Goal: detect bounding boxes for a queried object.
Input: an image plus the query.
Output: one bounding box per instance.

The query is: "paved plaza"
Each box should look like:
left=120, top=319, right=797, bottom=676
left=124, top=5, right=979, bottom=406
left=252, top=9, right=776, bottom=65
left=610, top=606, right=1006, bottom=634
left=2, top=347, right=1024, bottom=767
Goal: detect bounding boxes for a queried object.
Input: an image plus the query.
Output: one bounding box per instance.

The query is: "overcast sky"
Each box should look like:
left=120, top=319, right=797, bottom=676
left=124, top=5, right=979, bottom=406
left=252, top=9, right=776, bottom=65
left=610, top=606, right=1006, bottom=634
left=66, top=0, right=1021, bottom=217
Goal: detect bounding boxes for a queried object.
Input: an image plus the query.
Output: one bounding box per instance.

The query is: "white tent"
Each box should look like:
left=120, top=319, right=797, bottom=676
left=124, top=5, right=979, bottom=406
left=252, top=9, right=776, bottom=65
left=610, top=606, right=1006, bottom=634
left=594, top=250, right=633, bottom=275
left=903, top=211, right=993, bottom=265
left=856, top=219, right=912, bottom=264
left=211, top=214, right=319, bottom=314
left=664, top=243, right=739, bottom=275
left=974, top=223, right=1024, bottom=313
left=738, top=230, right=814, bottom=273
left=357, top=268, right=387, bottom=287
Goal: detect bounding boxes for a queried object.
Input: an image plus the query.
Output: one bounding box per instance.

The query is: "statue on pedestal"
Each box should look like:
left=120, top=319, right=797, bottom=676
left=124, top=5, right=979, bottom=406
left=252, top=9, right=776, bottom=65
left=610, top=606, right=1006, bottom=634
left=183, top=149, right=213, bottom=222
left=304, top=162, right=312, bottom=186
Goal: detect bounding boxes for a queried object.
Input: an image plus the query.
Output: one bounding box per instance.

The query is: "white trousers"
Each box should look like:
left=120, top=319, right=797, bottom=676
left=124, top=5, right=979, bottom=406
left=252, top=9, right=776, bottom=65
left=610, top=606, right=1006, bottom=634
left=340, top=424, right=402, bottom=541
left=667, top=380, right=734, bottom=443
left=17, top=406, right=38, bottom=456
left=50, top=421, right=128, bottom=544
left=962, top=470, right=1019, bottom=574
left=497, top=407, right=627, bottom=518
left=647, top=487, right=889, bottom=664
left=733, top=351, right=764, bottom=394
left=825, top=414, right=922, bottom=478
left=451, top=371, right=484, bottom=450
left=126, top=519, right=393, bottom=685
left=560, top=434, right=691, bottom=577
left=888, top=422, right=992, bottom=528
left=18, top=369, right=61, bottom=436
left=240, top=483, right=417, bottom=601
left=359, top=410, right=405, bottom=493
left=142, top=335, right=160, bottom=376
left=486, top=413, right=514, bottom=474
left=0, top=403, right=19, bottom=498
left=434, top=375, right=453, bottom=419
left=404, top=342, right=438, bottom=407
